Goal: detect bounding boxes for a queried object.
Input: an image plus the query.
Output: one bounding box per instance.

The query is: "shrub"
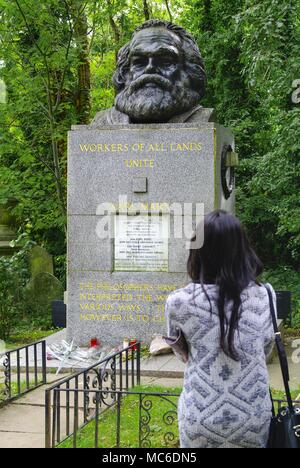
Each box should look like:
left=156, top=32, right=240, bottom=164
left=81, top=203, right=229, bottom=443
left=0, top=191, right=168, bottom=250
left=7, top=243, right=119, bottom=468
left=260, top=267, right=300, bottom=329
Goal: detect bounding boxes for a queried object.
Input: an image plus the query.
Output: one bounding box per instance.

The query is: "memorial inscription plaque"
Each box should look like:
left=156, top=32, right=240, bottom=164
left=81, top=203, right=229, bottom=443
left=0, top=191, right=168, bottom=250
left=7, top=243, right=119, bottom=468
left=114, top=214, right=169, bottom=272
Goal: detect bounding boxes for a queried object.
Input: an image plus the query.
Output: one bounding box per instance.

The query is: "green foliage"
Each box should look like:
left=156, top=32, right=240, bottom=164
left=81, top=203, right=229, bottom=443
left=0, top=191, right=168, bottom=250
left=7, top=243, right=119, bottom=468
left=90, top=52, right=115, bottom=114
left=234, top=0, right=300, bottom=266
left=260, top=267, right=300, bottom=328
left=178, top=0, right=300, bottom=268
left=54, top=254, right=67, bottom=288
left=0, top=234, right=35, bottom=340
left=0, top=293, right=18, bottom=341
left=0, top=0, right=86, bottom=254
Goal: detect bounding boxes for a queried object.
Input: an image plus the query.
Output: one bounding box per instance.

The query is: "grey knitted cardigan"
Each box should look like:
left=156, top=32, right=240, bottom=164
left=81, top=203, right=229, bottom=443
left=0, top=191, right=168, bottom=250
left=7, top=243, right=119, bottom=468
left=165, top=281, right=275, bottom=449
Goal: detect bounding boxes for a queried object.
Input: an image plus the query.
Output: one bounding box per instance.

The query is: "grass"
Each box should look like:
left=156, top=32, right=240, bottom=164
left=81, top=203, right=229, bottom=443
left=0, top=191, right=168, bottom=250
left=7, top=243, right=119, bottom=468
left=271, top=387, right=300, bottom=401
left=4, top=328, right=60, bottom=349
left=283, top=328, right=300, bottom=339
left=0, top=380, right=39, bottom=404
left=57, top=384, right=300, bottom=449
left=0, top=316, right=63, bottom=349
left=58, top=385, right=182, bottom=449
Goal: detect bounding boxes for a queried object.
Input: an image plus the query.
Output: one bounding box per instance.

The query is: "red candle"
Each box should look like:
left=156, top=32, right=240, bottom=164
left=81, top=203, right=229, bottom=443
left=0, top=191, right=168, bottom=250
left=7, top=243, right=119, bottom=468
left=90, top=337, right=99, bottom=348
left=129, top=339, right=137, bottom=351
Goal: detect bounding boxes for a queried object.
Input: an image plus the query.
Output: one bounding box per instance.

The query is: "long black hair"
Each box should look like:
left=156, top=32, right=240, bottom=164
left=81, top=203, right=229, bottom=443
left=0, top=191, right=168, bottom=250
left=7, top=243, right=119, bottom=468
left=187, top=210, right=263, bottom=361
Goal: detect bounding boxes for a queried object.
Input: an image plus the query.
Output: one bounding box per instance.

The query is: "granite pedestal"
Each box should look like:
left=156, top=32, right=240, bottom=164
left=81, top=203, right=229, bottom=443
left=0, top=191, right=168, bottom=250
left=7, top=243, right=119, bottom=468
left=67, top=121, right=235, bottom=346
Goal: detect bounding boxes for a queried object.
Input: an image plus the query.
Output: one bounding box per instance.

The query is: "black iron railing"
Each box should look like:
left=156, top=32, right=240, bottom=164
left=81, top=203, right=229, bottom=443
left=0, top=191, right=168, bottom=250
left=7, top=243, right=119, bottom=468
left=273, top=398, right=300, bottom=412
left=45, top=342, right=141, bottom=448
left=0, top=340, right=47, bottom=407
left=47, top=387, right=300, bottom=449
left=49, top=388, right=180, bottom=449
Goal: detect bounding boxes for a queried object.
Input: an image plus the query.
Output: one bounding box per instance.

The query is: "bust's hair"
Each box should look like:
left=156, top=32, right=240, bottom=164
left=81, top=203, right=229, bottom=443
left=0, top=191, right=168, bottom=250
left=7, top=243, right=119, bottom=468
left=113, top=20, right=206, bottom=99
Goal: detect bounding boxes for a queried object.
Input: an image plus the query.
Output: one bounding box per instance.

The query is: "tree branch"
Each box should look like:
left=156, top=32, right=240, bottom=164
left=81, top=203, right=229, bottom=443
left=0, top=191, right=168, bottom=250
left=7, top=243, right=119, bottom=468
left=164, top=0, right=173, bottom=22
left=106, top=0, right=120, bottom=44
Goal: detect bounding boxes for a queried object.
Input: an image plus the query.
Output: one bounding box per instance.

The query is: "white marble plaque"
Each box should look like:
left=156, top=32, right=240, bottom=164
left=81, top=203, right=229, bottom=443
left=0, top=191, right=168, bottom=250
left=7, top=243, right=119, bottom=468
left=114, top=214, right=169, bottom=272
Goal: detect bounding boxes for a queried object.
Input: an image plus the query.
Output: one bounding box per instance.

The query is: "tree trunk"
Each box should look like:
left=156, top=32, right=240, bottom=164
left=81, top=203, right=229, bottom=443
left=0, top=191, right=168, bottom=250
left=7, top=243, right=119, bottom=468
left=143, top=0, right=150, bottom=21
left=72, top=4, right=91, bottom=124
left=107, top=0, right=121, bottom=44
left=201, top=0, right=212, bottom=32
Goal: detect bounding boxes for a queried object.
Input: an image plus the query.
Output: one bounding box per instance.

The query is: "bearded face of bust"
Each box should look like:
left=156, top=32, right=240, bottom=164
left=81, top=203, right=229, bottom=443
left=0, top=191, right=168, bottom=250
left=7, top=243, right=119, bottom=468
left=113, top=22, right=206, bottom=123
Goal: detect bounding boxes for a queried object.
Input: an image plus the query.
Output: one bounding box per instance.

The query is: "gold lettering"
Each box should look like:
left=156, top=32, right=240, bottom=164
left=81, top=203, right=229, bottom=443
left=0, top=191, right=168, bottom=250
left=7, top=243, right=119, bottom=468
left=80, top=303, right=115, bottom=311
left=124, top=159, right=154, bottom=168
left=80, top=144, right=90, bottom=152
left=156, top=295, right=168, bottom=302
left=118, top=304, right=141, bottom=312
left=132, top=143, right=145, bottom=152
left=136, top=294, right=153, bottom=302
left=78, top=282, right=187, bottom=323
left=136, top=314, right=150, bottom=323
left=79, top=143, right=132, bottom=153
left=147, top=143, right=167, bottom=152
left=79, top=142, right=202, bottom=154
left=153, top=315, right=165, bottom=322
left=112, top=315, right=122, bottom=321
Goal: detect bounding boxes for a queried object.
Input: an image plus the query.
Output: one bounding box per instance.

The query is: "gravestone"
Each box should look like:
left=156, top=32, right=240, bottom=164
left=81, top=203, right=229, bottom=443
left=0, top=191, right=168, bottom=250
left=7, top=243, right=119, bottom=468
left=67, top=20, right=236, bottom=346
left=0, top=204, right=18, bottom=256
left=26, top=272, right=64, bottom=316
left=29, top=245, right=54, bottom=277
left=26, top=246, right=62, bottom=320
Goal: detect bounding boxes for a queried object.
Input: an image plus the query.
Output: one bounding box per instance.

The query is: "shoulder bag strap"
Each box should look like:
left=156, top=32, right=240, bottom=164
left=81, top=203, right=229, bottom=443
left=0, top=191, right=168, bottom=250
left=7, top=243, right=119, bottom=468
left=265, top=284, right=294, bottom=414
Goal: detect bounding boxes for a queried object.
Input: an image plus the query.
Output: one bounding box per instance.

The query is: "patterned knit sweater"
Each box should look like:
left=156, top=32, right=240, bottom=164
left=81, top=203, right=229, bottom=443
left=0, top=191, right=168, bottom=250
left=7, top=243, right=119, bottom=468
left=165, top=281, right=275, bottom=449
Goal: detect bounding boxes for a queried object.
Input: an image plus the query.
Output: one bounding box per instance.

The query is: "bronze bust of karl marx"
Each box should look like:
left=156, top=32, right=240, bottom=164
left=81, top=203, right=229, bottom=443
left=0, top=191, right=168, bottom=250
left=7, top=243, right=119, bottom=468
left=91, top=20, right=215, bottom=126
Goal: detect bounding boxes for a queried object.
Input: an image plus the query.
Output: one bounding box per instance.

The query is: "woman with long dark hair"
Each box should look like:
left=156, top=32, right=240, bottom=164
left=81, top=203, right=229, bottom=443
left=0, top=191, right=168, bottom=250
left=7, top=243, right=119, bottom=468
left=165, top=209, right=275, bottom=448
